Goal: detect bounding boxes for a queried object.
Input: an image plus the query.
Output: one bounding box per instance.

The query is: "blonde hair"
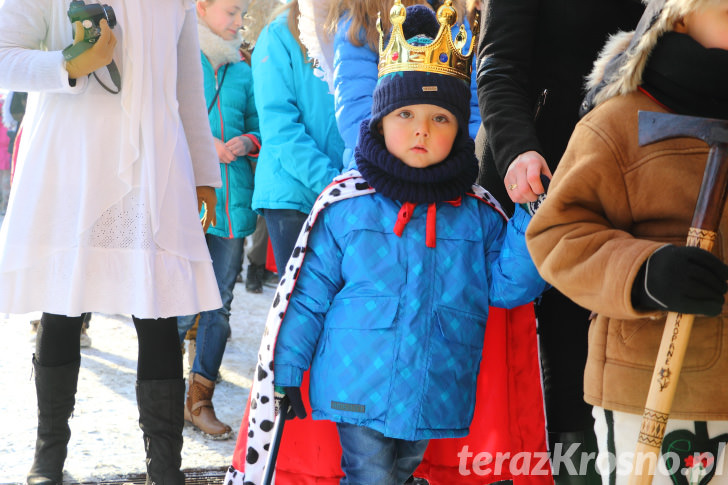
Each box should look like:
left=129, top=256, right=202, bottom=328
left=324, top=0, right=474, bottom=51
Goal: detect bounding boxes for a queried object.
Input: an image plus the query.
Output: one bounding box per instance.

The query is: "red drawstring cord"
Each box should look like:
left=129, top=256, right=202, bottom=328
left=425, top=203, right=437, bottom=248
left=393, top=198, right=462, bottom=248
left=393, top=202, right=416, bottom=237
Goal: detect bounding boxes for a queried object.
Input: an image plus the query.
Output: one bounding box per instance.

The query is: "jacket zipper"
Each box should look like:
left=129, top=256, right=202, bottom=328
left=214, top=66, right=234, bottom=238
left=533, top=88, right=548, bottom=121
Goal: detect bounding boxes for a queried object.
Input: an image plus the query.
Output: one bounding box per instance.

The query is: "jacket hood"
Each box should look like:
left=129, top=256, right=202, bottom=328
left=197, top=19, right=242, bottom=69
left=583, top=0, right=724, bottom=112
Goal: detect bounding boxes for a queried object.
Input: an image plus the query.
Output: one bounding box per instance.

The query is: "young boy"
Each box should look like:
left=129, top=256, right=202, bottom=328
left=527, top=1, right=728, bottom=484
left=264, top=2, right=548, bottom=483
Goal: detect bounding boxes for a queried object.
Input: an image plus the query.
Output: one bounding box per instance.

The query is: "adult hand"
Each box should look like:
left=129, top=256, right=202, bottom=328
left=196, top=186, right=217, bottom=232
left=632, top=245, right=728, bottom=316
left=214, top=138, right=236, bottom=164
left=503, top=151, right=552, bottom=204
left=282, top=386, right=308, bottom=420
left=65, top=19, right=117, bottom=79
left=225, top=135, right=255, bottom=157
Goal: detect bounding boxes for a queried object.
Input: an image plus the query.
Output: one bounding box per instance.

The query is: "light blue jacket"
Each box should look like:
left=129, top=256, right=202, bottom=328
left=333, top=16, right=481, bottom=169
left=201, top=54, right=259, bottom=239
left=251, top=13, right=345, bottom=214
left=274, top=195, right=547, bottom=441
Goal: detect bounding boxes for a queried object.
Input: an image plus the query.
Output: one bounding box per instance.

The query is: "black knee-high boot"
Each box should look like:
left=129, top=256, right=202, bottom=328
left=27, top=356, right=80, bottom=485
left=136, top=379, right=185, bottom=485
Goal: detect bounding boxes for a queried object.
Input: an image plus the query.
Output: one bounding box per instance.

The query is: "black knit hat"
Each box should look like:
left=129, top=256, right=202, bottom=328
left=369, top=6, right=471, bottom=137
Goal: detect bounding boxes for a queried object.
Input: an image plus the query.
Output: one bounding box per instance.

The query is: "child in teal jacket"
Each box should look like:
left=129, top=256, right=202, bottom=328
left=177, top=0, right=261, bottom=440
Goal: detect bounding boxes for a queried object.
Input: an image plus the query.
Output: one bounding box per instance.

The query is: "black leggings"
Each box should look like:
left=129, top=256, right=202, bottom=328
left=35, top=313, right=182, bottom=380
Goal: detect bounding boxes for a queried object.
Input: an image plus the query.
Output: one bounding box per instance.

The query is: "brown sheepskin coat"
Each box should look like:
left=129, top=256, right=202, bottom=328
left=526, top=90, right=728, bottom=419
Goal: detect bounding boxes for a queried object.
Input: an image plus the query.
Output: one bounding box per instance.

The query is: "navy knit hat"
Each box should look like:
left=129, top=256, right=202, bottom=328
left=370, top=69, right=471, bottom=136
left=369, top=5, right=471, bottom=137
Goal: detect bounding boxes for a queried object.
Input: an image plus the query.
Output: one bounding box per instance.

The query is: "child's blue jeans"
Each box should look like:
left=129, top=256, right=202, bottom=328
left=336, top=422, right=428, bottom=485
left=177, top=233, right=244, bottom=381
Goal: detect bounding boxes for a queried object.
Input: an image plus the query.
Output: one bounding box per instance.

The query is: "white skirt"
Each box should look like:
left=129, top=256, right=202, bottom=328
left=0, top=188, right=221, bottom=318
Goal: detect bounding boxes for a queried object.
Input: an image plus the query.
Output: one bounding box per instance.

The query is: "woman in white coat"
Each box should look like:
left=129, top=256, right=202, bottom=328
left=0, top=0, right=222, bottom=483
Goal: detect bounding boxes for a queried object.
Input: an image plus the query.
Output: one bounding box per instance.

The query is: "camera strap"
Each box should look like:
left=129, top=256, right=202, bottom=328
left=62, top=41, right=92, bottom=61
left=62, top=43, right=121, bottom=94
left=93, top=60, right=121, bottom=94
left=207, top=64, right=229, bottom=114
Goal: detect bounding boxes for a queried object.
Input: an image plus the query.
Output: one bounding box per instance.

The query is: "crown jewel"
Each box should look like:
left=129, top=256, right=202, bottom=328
left=376, top=0, right=479, bottom=82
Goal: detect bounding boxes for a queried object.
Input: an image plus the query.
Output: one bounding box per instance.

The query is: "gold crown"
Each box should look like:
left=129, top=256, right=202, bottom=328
left=376, top=0, right=479, bottom=82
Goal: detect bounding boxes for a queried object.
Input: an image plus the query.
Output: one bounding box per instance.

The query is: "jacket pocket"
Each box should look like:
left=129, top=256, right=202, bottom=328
left=608, top=316, right=721, bottom=371
left=417, top=306, right=487, bottom=431
left=310, top=297, right=399, bottom=423
left=325, top=296, right=399, bottom=329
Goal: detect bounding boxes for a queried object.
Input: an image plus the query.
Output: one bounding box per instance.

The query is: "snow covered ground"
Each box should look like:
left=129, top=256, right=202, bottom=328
left=0, top=257, right=273, bottom=483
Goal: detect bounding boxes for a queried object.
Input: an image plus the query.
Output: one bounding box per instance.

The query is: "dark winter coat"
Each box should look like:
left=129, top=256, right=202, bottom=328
left=475, top=0, right=644, bottom=215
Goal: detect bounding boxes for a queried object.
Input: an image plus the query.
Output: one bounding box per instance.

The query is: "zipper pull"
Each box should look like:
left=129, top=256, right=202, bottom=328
left=533, top=88, right=548, bottom=121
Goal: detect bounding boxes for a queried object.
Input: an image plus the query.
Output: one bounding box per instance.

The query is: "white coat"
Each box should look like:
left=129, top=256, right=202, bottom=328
left=0, top=0, right=223, bottom=318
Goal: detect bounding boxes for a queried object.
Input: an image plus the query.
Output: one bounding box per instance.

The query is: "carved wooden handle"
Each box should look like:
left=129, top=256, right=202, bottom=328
left=629, top=142, right=728, bottom=484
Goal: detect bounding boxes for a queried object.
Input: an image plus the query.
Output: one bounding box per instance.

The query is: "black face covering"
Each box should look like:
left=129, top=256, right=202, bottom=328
left=355, top=120, right=479, bottom=204
left=642, top=32, right=728, bottom=120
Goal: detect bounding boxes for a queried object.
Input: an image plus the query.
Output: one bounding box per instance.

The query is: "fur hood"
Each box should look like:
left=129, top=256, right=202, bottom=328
left=197, top=19, right=243, bottom=70
left=582, top=0, right=723, bottom=112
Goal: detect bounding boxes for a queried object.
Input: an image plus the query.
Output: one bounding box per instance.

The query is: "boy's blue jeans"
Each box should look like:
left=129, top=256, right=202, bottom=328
left=262, top=208, right=308, bottom=274
left=336, top=422, right=428, bottom=485
left=177, top=233, right=244, bottom=381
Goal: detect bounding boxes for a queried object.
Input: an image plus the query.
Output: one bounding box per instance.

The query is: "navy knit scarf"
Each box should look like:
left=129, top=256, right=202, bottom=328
left=355, top=120, right=479, bottom=204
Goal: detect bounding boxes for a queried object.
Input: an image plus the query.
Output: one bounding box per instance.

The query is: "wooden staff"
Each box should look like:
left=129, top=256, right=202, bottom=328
left=629, top=111, right=728, bottom=485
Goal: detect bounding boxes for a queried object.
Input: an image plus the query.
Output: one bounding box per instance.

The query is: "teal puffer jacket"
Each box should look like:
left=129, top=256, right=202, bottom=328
left=251, top=13, right=344, bottom=214
left=274, top=194, right=547, bottom=441
left=202, top=54, right=260, bottom=238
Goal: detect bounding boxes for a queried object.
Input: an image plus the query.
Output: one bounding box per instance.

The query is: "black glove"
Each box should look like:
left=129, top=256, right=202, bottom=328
left=277, top=386, right=307, bottom=420
left=632, top=245, right=728, bottom=316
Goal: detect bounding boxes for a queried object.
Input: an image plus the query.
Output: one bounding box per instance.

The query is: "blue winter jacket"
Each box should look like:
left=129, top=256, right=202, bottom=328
left=274, top=195, right=547, bottom=441
left=201, top=54, right=259, bottom=239
left=333, top=16, right=481, bottom=169
left=251, top=13, right=345, bottom=214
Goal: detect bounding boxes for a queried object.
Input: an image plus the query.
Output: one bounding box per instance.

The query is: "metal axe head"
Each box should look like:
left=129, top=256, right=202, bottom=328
left=639, top=111, right=728, bottom=147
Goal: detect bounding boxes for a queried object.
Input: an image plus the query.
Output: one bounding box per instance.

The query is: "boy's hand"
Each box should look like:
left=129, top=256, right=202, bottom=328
left=519, top=174, right=550, bottom=216
left=214, top=138, right=236, bottom=164
left=504, top=151, right=551, bottom=204
left=632, top=245, right=728, bottom=316
left=225, top=135, right=255, bottom=157
left=65, top=19, right=117, bottom=79
left=276, top=386, right=307, bottom=420
left=196, top=186, right=217, bottom=232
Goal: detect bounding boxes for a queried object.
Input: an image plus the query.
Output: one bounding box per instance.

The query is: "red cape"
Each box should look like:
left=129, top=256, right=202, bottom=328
left=230, top=303, right=553, bottom=485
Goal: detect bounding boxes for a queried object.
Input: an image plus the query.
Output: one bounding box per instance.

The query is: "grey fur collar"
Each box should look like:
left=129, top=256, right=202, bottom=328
left=197, top=19, right=242, bottom=70
left=585, top=0, right=724, bottom=108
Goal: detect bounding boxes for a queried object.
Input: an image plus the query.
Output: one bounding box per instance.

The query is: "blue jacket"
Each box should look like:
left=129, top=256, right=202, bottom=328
left=333, top=16, right=481, bottom=169
left=251, top=13, right=345, bottom=214
left=201, top=54, right=259, bottom=239
left=274, top=194, right=547, bottom=441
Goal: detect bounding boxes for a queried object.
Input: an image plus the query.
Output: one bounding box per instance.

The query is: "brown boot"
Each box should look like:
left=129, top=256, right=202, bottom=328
left=184, top=372, right=232, bottom=440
